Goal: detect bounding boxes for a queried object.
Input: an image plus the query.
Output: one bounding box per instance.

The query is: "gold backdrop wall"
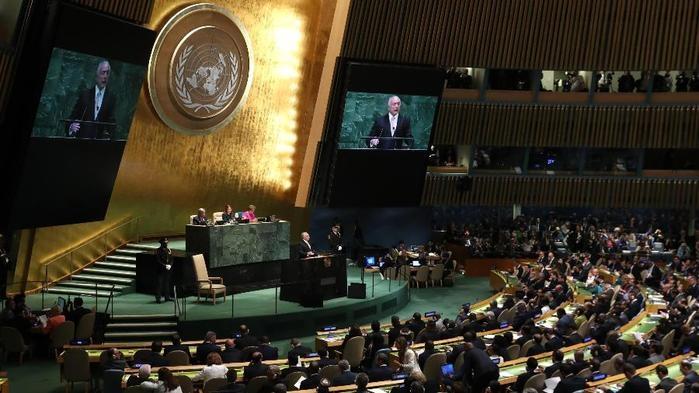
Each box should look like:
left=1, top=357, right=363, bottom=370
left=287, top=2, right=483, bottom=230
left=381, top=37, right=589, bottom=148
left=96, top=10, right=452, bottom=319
left=13, top=0, right=339, bottom=288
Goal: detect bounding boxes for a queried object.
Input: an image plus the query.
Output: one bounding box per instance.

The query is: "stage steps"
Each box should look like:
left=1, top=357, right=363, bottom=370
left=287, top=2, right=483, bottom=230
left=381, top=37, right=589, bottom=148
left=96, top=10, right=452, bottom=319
left=46, top=243, right=157, bottom=298
left=104, top=314, right=179, bottom=342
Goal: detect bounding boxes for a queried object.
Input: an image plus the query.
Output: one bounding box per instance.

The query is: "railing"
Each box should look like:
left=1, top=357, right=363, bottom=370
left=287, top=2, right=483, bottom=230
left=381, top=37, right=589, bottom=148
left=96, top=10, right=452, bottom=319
left=37, top=216, right=141, bottom=294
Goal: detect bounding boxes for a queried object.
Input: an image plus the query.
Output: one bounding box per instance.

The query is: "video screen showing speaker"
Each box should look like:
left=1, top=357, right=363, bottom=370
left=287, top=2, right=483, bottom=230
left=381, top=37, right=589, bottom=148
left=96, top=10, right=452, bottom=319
left=31, top=48, right=146, bottom=141
left=2, top=2, right=156, bottom=229
left=338, top=63, right=443, bottom=150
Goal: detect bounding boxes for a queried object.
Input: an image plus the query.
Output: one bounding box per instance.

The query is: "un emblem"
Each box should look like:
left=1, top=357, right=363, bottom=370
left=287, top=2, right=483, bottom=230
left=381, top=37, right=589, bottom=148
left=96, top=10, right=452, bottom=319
left=148, top=3, right=253, bottom=134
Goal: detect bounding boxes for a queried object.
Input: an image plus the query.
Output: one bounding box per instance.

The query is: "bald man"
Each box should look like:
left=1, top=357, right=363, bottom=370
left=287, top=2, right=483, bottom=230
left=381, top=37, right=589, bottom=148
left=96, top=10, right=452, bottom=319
left=367, top=95, right=413, bottom=149
left=298, top=232, right=316, bottom=259
left=67, top=60, right=117, bottom=139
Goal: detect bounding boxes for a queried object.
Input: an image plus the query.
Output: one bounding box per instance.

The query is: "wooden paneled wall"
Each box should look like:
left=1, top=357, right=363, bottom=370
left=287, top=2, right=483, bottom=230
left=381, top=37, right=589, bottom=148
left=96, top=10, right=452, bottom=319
left=67, top=0, right=153, bottom=23
left=422, top=175, right=699, bottom=208
left=435, top=103, right=699, bottom=148
left=342, top=0, right=699, bottom=70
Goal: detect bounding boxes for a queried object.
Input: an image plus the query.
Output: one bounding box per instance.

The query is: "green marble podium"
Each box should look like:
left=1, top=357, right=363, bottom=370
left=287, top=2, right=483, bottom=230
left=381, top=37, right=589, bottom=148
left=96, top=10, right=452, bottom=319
left=185, top=221, right=290, bottom=268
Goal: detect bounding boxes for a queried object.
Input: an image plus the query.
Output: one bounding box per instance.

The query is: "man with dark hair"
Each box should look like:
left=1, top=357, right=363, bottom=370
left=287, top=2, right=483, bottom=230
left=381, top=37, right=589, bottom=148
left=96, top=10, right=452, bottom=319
left=218, top=368, right=245, bottom=393
left=544, top=328, right=564, bottom=351
left=388, top=315, right=404, bottom=346
left=416, top=320, right=440, bottom=343
left=553, top=363, right=586, bottom=393
left=365, top=320, right=386, bottom=359
left=454, top=343, right=499, bottom=393
left=317, top=348, right=337, bottom=368
left=681, top=361, right=699, bottom=393
left=418, top=340, right=436, bottom=370
left=615, top=363, right=651, bottom=393
left=300, top=362, right=321, bottom=389
left=65, top=297, right=91, bottom=324
left=332, top=360, right=357, bottom=386
left=221, top=338, right=243, bottom=362
left=196, top=331, right=221, bottom=364
left=513, top=357, right=539, bottom=393
left=258, top=336, right=279, bottom=361
left=236, top=324, right=259, bottom=349
left=655, top=364, right=678, bottom=393
left=406, top=312, right=425, bottom=338
left=355, top=373, right=370, bottom=393
left=155, top=237, right=173, bottom=303
left=526, top=334, right=545, bottom=356
left=627, top=345, right=651, bottom=368
left=164, top=334, right=192, bottom=361
left=280, top=353, right=307, bottom=380
left=544, top=349, right=564, bottom=378
left=140, top=341, right=168, bottom=367
left=287, top=338, right=312, bottom=359
left=367, top=352, right=393, bottom=382
left=244, top=352, right=269, bottom=381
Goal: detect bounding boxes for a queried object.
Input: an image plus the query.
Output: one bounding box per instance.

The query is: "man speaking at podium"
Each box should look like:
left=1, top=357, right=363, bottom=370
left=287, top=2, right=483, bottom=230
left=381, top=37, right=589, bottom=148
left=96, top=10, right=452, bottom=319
left=67, top=60, right=117, bottom=139
left=366, top=95, right=413, bottom=150
left=298, top=232, right=316, bottom=259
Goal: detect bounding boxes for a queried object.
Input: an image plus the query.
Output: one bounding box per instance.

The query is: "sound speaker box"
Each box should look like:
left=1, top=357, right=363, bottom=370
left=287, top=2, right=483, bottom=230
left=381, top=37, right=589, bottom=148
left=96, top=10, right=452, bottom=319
left=347, top=283, right=366, bottom=299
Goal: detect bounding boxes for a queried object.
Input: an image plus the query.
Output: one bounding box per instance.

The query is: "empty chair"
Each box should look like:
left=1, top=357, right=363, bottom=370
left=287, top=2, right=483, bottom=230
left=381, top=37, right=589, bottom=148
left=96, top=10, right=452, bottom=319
left=398, top=265, right=411, bottom=281
left=165, top=349, right=190, bottom=366
left=668, top=383, right=685, bottom=393
left=132, top=349, right=151, bottom=364
left=0, top=326, right=30, bottom=364
left=192, top=254, right=227, bottom=304
left=523, top=373, right=546, bottom=392
left=577, top=319, right=590, bottom=338
left=245, top=375, right=269, bottom=393
left=285, top=371, right=308, bottom=390
left=506, top=344, right=521, bottom=360
left=50, top=320, right=75, bottom=358
left=176, top=375, right=194, bottom=393
left=422, top=353, right=447, bottom=382
left=430, top=264, right=444, bottom=287
left=203, top=377, right=227, bottom=393
left=342, top=336, right=365, bottom=369
left=75, top=312, right=96, bottom=342
left=661, top=330, right=675, bottom=356
left=599, top=359, right=618, bottom=375
left=319, top=365, right=340, bottom=382
left=63, top=348, right=91, bottom=392
left=412, top=266, right=430, bottom=288
left=102, top=369, right=124, bottom=393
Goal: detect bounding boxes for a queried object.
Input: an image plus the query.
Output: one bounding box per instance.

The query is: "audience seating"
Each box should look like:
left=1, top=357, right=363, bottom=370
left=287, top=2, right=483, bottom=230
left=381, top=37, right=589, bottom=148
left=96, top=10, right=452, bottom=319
left=342, top=336, right=365, bottom=369
left=412, top=266, right=430, bottom=288
left=192, top=254, right=227, bottom=304
left=203, top=377, right=227, bottom=393
left=319, top=364, right=340, bottom=381
left=49, top=320, right=75, bottom=358
left=63, top=348, right=91, bottom=392
left=165, top=349, right=190, bottom=366
left=422, top=353, right=446, bottom=382
left=176, top=375, right=194, bottom=393
left=430, top=264, right=444, bottom=286
left=245, top=375, right=269, bottom=393
left=668, top=383, right=685, bottom=393
left=285, top=371, right=307, bottom=390
left=0, top=326, right=31, bottom=364
left=523, top=373, right=546, bottom=391
left=102, top=369, right=124, bottom=393
left=75, top=312, right=96, bottom=342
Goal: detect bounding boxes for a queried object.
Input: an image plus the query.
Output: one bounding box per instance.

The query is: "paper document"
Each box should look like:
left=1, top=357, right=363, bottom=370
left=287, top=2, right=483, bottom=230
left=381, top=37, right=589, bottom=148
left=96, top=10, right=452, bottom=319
left=293, top=376, right=307, bottom=389
left=544, top=376, right=561, bottom=393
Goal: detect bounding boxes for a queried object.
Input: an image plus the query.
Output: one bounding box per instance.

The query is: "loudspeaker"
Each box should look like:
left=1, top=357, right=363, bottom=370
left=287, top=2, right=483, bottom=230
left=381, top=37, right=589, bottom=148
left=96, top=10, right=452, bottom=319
left=347, top=283, right=366, bottom=299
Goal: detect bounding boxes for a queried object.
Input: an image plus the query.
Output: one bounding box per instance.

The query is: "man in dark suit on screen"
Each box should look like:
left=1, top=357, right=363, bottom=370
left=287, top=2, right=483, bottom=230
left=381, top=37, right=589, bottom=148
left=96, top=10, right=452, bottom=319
left=67, top=60, right=117, bottom=139
left=366, top=95, right=413, bottom=150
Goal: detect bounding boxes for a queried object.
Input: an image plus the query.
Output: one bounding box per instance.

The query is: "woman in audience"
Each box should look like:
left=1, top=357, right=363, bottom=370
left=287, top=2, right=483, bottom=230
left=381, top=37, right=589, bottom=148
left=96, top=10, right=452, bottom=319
left=42, top=305, right=66, bottom=334
left=158, top=368, right=183, bottom=393
left=395, top=336, right=420, bottom=373
left=192, top=352, right=228, bottom=383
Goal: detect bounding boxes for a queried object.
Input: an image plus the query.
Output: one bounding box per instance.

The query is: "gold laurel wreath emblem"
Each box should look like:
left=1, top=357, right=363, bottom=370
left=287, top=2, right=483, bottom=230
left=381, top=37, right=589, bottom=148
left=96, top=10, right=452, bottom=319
left=174, top=44, right=240, bottom=114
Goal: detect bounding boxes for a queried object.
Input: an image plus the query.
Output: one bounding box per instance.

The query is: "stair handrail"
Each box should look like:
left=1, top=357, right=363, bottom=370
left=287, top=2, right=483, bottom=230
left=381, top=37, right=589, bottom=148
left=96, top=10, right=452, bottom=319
left=104, top=283, right=116, bottom=316
left=39, top=216, right=141, bottom=292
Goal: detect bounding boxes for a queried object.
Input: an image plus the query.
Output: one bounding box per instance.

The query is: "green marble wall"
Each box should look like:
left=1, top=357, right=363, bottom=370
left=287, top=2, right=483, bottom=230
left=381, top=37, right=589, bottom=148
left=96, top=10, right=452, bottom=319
left=31, top=48, right=146, bottom=140
left=338, top=92, right=438, bottom=149
left=186, top=221, right=291, bottom=267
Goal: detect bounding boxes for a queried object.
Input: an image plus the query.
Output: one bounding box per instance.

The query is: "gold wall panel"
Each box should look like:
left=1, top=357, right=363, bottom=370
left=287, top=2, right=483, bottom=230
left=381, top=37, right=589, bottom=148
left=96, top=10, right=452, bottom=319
left=13, top=0, right=338, bottom=286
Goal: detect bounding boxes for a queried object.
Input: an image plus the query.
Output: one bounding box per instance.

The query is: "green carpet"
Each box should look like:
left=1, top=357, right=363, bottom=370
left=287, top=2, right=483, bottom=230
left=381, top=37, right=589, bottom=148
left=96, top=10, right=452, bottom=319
left=11, top=275, right=492, bottom=392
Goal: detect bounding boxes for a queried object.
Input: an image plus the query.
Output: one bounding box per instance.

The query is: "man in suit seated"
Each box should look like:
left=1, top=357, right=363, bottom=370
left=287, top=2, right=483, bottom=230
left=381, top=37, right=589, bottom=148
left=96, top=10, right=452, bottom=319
left=244, top=352, right=269, bottom=381
left=655, top=364, right=678, bottom=393
left=388, top=315, right=404, bottom=347
left=217, top=368, right=246, bottom=393
left=366, top=95, right=413, bottom=150
left=235, top=324, right=259, bottom=350
left=526, top=334, right=546, bottom=357
left=367, top=352, right=394, bottom=382
left=300, top=362, right=322, bottom=390
left=64, top=297, right=91, bottom=324
left=298, top=232, right=316, bottom=259
left=196, top=331, right=221, bottom=364
left=681, top=360, right=699, bottom=393
left=608, top=363, right=651, bottom=393
left=554, top=362, right=587, bottom=393
left=192, top=208, right=209, bottom=225
left=406, top=313, right=425, bottom=338
left=221, top=339, right=243, bottom=363
left=543, top=328, right=564, bottom=351
left=164, top=334, right=192, bottom=361
left=544, top=350, right=564, bottom=378
left=418, top=340, right=437, bottom=370
left=280, top=353, right=307, bottom=380
left=513, top=357, right=540, bottom=393
left=258, top=336, right=279, bottom=360
left=355, top=373, right=371, bottom=393
left=317, top=348, right=337, bottom=368
left=288, top=338, right=312, bottom=359
left=332, top=360, right=358, bottom=386
left=138, top=341, right=169, bottom=367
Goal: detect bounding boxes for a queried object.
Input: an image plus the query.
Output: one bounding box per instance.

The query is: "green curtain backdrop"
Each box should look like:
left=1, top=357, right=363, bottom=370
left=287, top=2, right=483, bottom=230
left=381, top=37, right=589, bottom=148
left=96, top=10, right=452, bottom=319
left=32, top=48, right=146, bottom=140
left=338, top=92, right=438, bottom=149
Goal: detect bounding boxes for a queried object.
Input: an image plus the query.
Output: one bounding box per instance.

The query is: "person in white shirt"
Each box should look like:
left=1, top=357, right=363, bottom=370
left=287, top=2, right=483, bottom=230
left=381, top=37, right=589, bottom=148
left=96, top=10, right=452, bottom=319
left=192, top=352, right=228, bottom=383
left=367, top=96, right=413, bottom=150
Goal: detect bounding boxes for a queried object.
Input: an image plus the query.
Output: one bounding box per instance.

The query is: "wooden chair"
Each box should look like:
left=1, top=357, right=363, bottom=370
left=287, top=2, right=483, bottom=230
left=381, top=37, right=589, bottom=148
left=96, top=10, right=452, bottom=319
left=192, top=253, right=226, bottom=304
left=319, top=365, right=340, bottom=382
left=285, top=371, right=308, bottom=390
left=0, top=326, right=30, bottom=364
left=203, top=377, right=227, bottom=393
left=412, top=266, right=430, bottom=288
left=576, top=367, right=592, bottom=379
left=75, top=312, right=96, bottom=342
left=523, top=373, right=546, bottom=392
left=165, top=349, right=190, bottom=365
left=423, top=353, right=447, bottom=382
left=506, top=344, right=520, bottom=360
left=430, top=264, right=444, bottom=287
left=397, top=265, right=411, bottom=281
left=50, top=320, right=75, bottom=358
left=245, top=376, right=269, bottom=393
left=342, top=336, right=365, bottom=369
left=519, top=339, right=534, bottom=358
left=176, top=375, right=194, bottom=393
left=661, top=330, right=675, bottom=356
left=668, top=383, right=685, bottom=393
left=64, top=348, right=91, bottom=392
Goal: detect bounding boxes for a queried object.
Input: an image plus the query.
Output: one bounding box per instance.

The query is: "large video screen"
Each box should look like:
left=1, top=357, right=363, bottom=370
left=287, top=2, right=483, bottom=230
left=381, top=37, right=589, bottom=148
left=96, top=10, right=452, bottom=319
left=31, top=48, right=146, bottom=140
left=338, top=92, right=438, bottom=150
